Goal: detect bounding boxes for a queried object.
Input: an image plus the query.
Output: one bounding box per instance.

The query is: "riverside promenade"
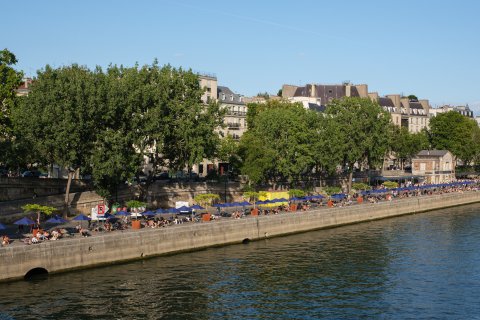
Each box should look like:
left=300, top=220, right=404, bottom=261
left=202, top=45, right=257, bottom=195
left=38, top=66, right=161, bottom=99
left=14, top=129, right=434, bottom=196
left=1, top=190, right=480, bottom=282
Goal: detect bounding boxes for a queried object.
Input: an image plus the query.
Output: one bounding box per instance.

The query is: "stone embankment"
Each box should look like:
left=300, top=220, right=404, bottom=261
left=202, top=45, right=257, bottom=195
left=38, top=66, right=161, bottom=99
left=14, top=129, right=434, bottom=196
left=1, top=191, right=479, bottom=282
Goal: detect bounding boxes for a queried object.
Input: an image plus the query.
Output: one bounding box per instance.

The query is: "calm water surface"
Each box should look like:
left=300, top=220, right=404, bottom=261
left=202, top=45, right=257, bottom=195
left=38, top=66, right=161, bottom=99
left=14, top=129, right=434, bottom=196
left=2, top=204, right=480, bottom=319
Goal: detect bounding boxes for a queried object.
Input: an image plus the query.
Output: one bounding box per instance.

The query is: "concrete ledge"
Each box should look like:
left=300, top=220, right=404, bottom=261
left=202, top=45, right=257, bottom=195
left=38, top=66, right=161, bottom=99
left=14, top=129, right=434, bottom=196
left=1, top=191, right=479, bottom=282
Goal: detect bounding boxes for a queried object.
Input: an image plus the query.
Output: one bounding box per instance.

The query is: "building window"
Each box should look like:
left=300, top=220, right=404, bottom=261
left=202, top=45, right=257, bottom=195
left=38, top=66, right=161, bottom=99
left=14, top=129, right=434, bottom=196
left=230, top=95, right=234, bottom=101
left=221, top=93, right=225, bottom=100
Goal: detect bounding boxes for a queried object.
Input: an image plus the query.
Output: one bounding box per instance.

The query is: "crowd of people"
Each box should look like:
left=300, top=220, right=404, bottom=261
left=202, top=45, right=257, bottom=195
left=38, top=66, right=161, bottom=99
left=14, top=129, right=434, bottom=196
left=1, top=180, right=478, bottom=246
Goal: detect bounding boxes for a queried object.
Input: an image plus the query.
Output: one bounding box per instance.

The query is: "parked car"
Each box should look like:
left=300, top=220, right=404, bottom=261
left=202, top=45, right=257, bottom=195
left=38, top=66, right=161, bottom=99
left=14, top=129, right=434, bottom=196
left=154, top=171, right=170, bottom=180
left=21, top=170, right=42, bottom=178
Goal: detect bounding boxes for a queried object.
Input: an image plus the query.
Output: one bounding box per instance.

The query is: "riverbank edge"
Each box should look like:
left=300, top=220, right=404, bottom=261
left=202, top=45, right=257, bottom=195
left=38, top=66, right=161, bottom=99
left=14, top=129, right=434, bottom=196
left=1, top=191, right=479, bottom=282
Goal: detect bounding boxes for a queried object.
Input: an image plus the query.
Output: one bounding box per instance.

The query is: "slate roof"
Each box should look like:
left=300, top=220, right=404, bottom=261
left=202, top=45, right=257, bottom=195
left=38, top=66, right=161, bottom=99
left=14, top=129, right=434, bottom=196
left=218, top=86, right=245, bottom=105
left=416, top=150, right=450, bottom=157
left=409, top=101, right=424, bottom=110
left=378, top=97, right=395, bottom=107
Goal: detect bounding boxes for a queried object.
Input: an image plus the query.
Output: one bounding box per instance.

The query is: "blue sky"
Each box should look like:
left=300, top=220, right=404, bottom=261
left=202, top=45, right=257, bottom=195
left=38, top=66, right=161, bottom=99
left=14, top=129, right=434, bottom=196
left=3, top=0, right=480, bottom=112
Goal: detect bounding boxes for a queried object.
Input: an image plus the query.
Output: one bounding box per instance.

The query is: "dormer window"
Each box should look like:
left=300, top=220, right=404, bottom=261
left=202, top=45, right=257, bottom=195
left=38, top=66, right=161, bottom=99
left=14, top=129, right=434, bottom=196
left=230, top=95, right=234, bottom=101
left=221, top=93, right=225, bottom=100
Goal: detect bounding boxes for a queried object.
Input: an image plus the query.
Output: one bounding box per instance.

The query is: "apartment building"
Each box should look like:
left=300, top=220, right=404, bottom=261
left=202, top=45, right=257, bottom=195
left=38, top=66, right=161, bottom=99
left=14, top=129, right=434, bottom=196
left=429, top=105, right=474, bottom=119
left=282, top=82, right=368, bottom=109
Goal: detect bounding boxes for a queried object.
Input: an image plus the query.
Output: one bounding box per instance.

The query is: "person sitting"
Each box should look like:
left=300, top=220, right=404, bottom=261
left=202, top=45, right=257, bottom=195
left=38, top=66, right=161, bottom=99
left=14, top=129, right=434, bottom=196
left=31, top=236, right=39, bottom=244
left=23, top=237, right=32, bottom=245
left=80, top=228, right=90, bottom=237
left=2, top=235, right=10, bottom=246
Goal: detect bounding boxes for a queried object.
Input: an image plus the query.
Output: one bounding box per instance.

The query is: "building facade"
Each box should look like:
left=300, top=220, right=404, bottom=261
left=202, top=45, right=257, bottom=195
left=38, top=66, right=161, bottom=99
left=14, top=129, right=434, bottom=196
left=217, top=86, right=247, bottom=140
left=411, top=150, right=455, bottom=184
left=429, top=105, right=474, bottom=119
left=195, top=74, right=248, bottom=176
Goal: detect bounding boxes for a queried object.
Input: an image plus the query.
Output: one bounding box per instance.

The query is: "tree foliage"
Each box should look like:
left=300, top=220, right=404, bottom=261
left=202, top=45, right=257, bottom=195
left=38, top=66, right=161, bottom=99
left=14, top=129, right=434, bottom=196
left=288, top=189, right=306, bottom=197
left=429, top=111, right=480, bottom=165
left=390, top=126, right=429, bottom=168
left=324, top=97, right=392, bottom=192
left=239, top=100, right=316, bottom=186
left=12, top=61, right=224, bottom=201
left=0, top=48, right=23, bottom=140
left=194, top=193, right=220, bottom=206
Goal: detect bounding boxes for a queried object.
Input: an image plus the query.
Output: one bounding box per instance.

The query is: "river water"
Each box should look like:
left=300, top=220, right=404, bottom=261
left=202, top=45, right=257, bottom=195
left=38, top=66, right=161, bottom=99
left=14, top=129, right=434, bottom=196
left=1, top=204, right=480, bottom=319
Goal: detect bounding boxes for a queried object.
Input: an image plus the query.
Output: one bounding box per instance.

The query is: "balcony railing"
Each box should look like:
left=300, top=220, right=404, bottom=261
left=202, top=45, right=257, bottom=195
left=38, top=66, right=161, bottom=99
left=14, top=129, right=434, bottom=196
left=226, top=122, right=241, bottom=129
left=225, top=110, right=247, bottom=117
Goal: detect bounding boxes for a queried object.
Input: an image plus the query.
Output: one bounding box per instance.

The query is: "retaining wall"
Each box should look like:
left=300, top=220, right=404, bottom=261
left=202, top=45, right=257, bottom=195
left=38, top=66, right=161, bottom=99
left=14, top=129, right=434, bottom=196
left=1, top=191, right=479, bottom=282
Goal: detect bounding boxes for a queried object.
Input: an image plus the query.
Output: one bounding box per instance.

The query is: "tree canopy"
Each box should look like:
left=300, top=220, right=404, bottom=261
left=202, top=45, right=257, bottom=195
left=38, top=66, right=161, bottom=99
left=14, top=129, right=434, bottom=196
left=390, top=126, right=429, bottom=168
left=324, top=97, right=392, bottom=191
left=428, top=111, right=480, bottom=165
left=239, top=100, right=316, bottom=186
left=11, top=61, right=224, bottom=201
left=0, top=49, right=23, bottom=139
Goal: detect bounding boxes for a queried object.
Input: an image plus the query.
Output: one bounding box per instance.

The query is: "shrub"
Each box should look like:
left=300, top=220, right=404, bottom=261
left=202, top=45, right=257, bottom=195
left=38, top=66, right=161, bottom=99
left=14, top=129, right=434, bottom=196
left=383, top=181, right=399, bottom=188
left=352, top=183, right=371, bottom=191
left=194, top=193, right=220, bottom=206
left=323, top=186, right=342, bottom=195
left=288, top=189, right=305, bottom=198
left=126, top=200, right=146, bottom=209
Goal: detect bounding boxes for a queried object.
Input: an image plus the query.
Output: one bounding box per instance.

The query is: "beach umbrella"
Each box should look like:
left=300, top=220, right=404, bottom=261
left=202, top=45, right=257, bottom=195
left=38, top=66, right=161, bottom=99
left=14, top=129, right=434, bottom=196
left=167, top=208, right=180, bottom=214
left=190, top=205, right=205, bottom=210
left=276, top=198, right=289, bottom=202
left=212, top=203, right=225, bottom=208
left=229, top=202, right=242, bottom=207
left=13, top=217, right=35, bottom=225
left=116, top=210, right=130, bottom=216
left=142, top=211, right=156, bottom=217
left=46, top=215, right=67, bottom=224
left=290, top=197, right=303, bottom=201
left=239, top=201, right=251, bottom=206
left=73, top=214, right=91, bottom=221
left=177, top=206, right=191, bottom=212
left=104, top=213, right=115, bottom=219
left=0, top=223, right=6, bottom=230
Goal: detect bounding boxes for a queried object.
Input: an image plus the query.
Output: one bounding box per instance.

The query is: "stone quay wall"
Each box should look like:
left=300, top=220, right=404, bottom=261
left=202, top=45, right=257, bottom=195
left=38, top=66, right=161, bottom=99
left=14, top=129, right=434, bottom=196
left=1, top=191, right=479, bottom=282
left=0, top=177, right=89, bottom=202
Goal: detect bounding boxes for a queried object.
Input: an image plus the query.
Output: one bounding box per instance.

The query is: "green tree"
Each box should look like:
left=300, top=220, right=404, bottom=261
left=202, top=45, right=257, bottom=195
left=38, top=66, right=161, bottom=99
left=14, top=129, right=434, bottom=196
left=0, top=49, right=23, bottom=140
left=239, top=100, right=316, bottom=187
left=429, top=111, right=480, bottom=165
left=194, top=193, right=220, bottom=207
left=15, top=64, right=104, bottom=216
left=407, top=94, right=418, bottom=101
left=325, top=97, right=392, bottom=192
left=390, top=126, right=429, bottom=169
left=217, top=134, right=241, bottom=174
left=160, top=67, right=224, bottom=174
left=0, top=49, right=24, bottom=166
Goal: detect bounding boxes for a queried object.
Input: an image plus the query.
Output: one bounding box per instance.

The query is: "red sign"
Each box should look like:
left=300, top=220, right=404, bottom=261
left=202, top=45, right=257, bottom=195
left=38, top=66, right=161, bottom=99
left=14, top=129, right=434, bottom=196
left=97, top=204, right=105, bottom=215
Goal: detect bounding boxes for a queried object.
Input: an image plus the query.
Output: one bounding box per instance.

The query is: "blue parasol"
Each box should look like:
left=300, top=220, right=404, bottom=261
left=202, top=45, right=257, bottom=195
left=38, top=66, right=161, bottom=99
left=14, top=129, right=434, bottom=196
left=73, top=214, right=91, bottom=221
left=46, top=215, right=67, bottom=224
left=13, top=217, right=35, bottom=225
left=141, top=211, right=155, bottom=217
